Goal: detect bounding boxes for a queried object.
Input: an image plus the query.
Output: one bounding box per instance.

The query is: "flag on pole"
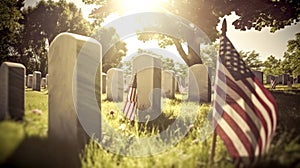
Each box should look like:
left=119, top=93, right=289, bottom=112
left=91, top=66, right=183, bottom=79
left=212, top=19, right=278, bottom=165
left=123, top=74, right=138, bottom=121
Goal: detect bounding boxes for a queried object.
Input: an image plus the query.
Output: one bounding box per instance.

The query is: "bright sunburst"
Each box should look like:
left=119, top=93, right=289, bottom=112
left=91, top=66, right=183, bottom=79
left=117, top=0, right=168, bottom=12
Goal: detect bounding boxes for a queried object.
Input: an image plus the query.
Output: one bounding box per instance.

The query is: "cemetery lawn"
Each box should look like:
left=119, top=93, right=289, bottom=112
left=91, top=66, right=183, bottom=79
left=0, top=86, right=300, bottom=167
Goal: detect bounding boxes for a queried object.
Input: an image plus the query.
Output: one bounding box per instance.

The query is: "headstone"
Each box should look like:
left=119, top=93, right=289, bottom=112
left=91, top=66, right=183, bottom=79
left=175, top=76, right=180, bottom=93
left=102, top=73, right=106, bottom=94
left=27, top=74, right=33, bottom=88
left=288, top=76, right=293, bottom=87
left=266, top=75, right=275, bottom=84
left=282, top=74, right=289, bottom=85
left=46, top=74, right=49, bottom=87
left=297, top=75, right=300, bottom=83
left=252, top=70, right=263, bottom=84
left=277, top=75, right=283, bottom=84
left=0, top=62, right=25, bottom=121
left=162, top=70, right=175, bottom=99
left=32, top=71, right=41, bottom=91
left=25, top=75, right=28, bottom=87
left=124, top=75, right=132, bottom=92
left=48, top=32, right=101, bottom=149
left=132, top=54, right=162, bottom=121
left=188, top=64, right=211, bottom=103
left=106, top=68, right=123, bottom=102
left=41, top=77, right=47, bottom=89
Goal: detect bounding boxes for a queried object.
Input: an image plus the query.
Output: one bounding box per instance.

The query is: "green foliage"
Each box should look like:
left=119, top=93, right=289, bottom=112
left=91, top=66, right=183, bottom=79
left=18, top=0, right=92, bottom=76
left=239, top=50, right=263, bottom=71
left=263, top=55, right=284, bottom=76
left=92, top=27, right=127, bottom=73
left=0, top=0, right=23, bottom=65
left=281, top=33, right=300, bottom=77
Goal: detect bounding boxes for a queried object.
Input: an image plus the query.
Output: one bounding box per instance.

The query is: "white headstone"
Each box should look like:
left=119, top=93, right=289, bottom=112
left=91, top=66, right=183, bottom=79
left=162, top=70, right=175, bottom=99
left=132, top=54, right=162, bottom=121
left=32, top=71, right=41, bottom=91
left=0, top=62, right=25, bottom=121
left=48, top=32, right=101, bottom=148
left=252, top=70, right=263, bottom=84
left=41, top=77, right=47, bottom=89
left=106, top=68, right=123, bottom=102
left=27, top=74, right=33, bottom=88
left=188, top=64, right=211, bottom=103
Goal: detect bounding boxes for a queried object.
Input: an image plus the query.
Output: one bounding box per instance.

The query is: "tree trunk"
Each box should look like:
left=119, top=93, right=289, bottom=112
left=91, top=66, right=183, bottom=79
left=173, top=38, right=202, bottom=67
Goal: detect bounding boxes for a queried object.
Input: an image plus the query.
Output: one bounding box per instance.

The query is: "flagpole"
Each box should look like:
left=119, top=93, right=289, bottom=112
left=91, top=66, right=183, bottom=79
left=209, top=18, right=227, bottom=165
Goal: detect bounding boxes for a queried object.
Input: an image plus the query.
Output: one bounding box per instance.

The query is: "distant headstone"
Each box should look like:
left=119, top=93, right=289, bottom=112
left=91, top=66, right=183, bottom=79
left=175, top=76, right=180, bottom=93
left=27, top=74, right=33, bottom=88
left=32, top=71, right=41, bottom=91
left=106, top=68, right=123, bottom=102
left=188, top=64, right=211, bottom=103
left=0, top=62, right=25, bottom=121
left=25, top=75, right=28, bottom=87
left=162, top=70, right=175, bottom=99
left=277, top=75, right=283, bottom=84
left=266, top=75, right=275, bottom=84
left=252, top=70, right=263, bottom=84
left=48, top=33, right=101, bottom=149
left=297, top=75, right=300, bottom=83
left=102, top=73, right=106, bottom=94
left=282, top=74, right=289, bottom=85
left=41, top=77, right=47, bottom=89
left=124, top=75, right=132, bottom=92
left=288, top=76, right=293, bottom=87
left=132, top=54, right=162, bottom=121
left=46, top=74, right=49, bottom=87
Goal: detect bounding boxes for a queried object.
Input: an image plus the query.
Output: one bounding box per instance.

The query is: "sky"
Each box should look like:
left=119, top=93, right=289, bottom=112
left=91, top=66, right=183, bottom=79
left=24, top=0, right=300, bottom=61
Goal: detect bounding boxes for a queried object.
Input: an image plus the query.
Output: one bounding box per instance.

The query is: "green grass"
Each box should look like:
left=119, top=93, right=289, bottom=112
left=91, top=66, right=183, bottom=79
left=1, top=87, right=300, bottom=167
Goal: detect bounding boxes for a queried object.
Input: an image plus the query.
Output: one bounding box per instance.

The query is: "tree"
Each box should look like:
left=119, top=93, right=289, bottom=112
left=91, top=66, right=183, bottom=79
left=18, top=0, right=92, bottom=75
left=281, top=33, right=300, bottom=77
left=263, top=55, right=283, bottom=76
left=239, top=50, right=263, bottom=71
left=0, top=0, right=24, bottom=65
left=92, top=27, right=127, bottom=73
left=83, top=0, right=300, bottom=67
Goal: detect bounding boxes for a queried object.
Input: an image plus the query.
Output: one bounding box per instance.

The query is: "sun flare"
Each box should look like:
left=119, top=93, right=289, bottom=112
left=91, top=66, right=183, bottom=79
left=118, top=0, right=168, bottom=12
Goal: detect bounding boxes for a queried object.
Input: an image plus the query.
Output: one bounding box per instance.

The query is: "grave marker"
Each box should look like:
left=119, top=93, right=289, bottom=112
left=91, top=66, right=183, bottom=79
left=27, top=74, right=33, bottom=88
left=48, top=32, right=101, bottom=149
left=162, top=70, right=175, bottom=99
left=102, top=73, right=106, bottom=94
left=0, top=62, right=25, bottom=121
left=132, top=54, right=162, bottom=121
left=106, top=68, right=124, bottom=102
left=32, top=71, right=41, bottom=91
left=188, top=64, right=211, bottom=103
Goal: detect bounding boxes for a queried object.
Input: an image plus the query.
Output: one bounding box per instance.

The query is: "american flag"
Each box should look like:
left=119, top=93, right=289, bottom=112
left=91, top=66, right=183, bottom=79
left=123, top=74, right=138, bottom=121
left=213, top=19, right=278, bottom=165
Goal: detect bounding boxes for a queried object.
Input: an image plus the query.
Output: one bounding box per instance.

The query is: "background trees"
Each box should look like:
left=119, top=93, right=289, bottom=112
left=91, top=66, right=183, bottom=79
left=83, top=0, right=300, bottom=67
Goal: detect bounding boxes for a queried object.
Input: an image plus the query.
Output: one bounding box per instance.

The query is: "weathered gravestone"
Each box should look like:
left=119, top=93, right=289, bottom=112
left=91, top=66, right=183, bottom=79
left=297, top=75, right=300, bottom=83
left=132, top=54, right=162, bottom=121
left=102, top=73, right=106, bottom=94
left=32, top=71, right=41, bottom=91
left=277, top=75, right=283, bottom=84
left=252, top=70, right=263, bottom=84
left=282, top=74, right=289, bottom=85
left=46, top=74, right=49, bottom=86
left=188, top=64, right=211, bottom=103
left=266, top=75, right=275, bottom=84
left=0, top=62, right=25, bottom=121
left=27, top=74, right=33, bottom=88
left=106, top=68, right=123, bottom=102
left=41, top=77, right=47, bottom=89
left=25, top=75, right=28, bottom=87
left=48, top=32, right=101, bottom=149
left=162, top=70, right=175, bottom=99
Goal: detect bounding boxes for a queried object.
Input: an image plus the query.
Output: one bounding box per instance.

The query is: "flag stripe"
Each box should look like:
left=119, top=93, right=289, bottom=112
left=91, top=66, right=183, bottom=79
left=213, top=26, right=278, bottom=165
left=214, top=100, right=255, bottom=159
left=123, top=75, right=138, bottom=121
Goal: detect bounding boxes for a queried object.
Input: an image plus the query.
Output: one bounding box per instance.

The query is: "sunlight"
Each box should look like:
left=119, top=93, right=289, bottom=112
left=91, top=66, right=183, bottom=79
left=118, top=0, right=168, bottom=12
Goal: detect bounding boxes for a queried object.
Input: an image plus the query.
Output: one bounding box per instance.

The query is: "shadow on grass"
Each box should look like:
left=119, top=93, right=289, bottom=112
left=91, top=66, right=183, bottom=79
left=4, top=137, right=81, bottom=168
left=271, top=90, right=300, bottom=141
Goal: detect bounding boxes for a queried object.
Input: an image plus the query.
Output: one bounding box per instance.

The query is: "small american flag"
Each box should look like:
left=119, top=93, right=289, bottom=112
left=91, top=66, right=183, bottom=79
left=123, top=74, right=138, bottom=121
left=213, top=19, right=278, bottom=165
